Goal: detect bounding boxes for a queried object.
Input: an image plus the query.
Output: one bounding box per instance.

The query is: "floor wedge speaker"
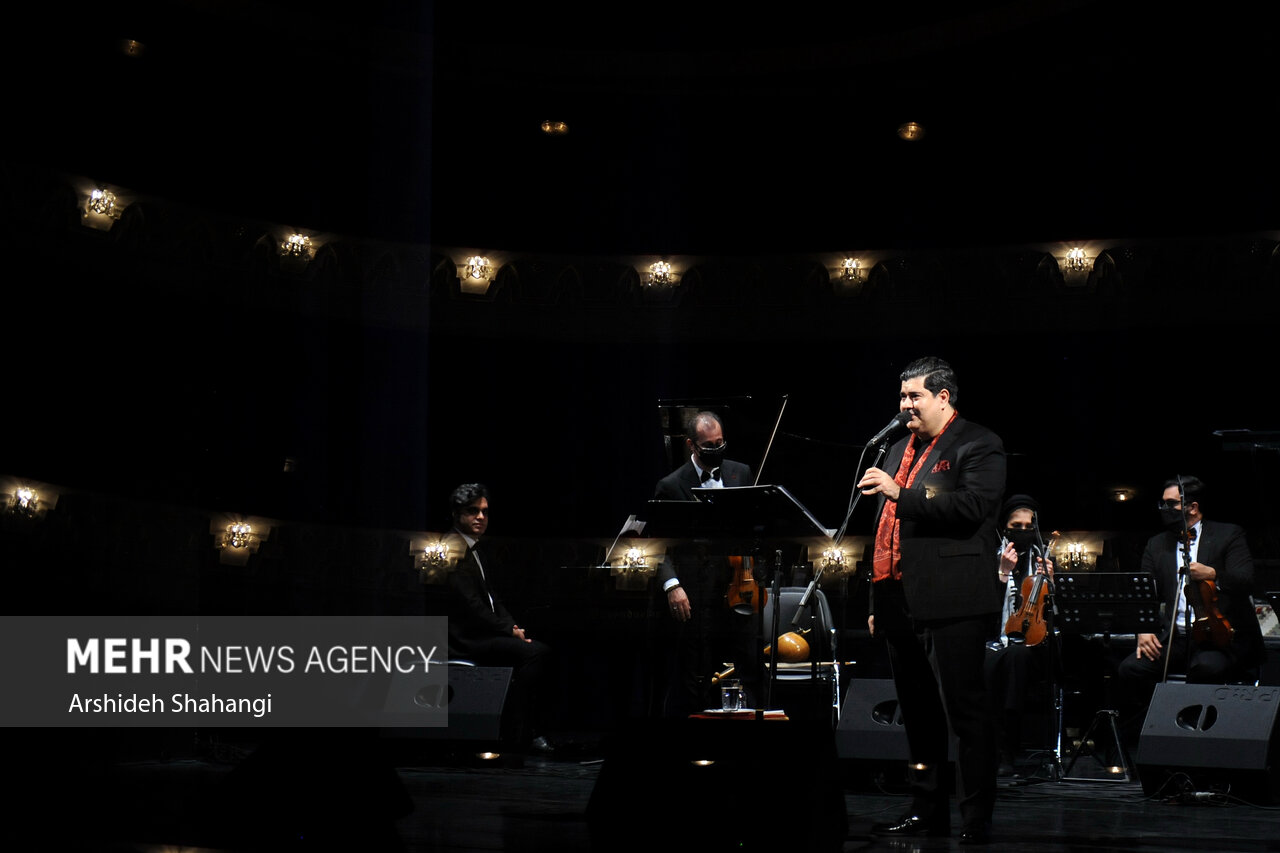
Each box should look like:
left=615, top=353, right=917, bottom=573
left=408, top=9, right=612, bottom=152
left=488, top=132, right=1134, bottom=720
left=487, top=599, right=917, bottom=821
left=836, top=677, right=957, bottom=762
left=1136, top=682, right=1280, bottom=804
left=381, top=664, right=511, bottom=740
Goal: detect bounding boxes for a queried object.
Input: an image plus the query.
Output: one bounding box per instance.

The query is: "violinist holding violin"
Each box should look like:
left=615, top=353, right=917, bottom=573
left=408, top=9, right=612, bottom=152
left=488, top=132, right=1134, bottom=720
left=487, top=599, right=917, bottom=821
left=1116, top=476, right=1264, bottom=743
left=986, top=495, right=1057, bottom=777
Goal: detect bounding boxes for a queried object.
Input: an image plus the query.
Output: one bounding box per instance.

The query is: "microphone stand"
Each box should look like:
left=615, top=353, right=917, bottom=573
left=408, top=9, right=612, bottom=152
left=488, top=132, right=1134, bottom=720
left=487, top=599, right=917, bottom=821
left=763, top=549, right=783, bottom=717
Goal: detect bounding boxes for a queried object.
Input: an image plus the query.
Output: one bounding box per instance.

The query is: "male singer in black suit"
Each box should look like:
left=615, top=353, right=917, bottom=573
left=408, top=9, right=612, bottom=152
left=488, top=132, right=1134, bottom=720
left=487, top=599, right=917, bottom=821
left=1115, top=476, right=1264, bottom=742
left=441, top=483, right=553, bottom=753
left=858, top=357, right=1006, bottom=845
left=653, top=410, right=756, bottom=715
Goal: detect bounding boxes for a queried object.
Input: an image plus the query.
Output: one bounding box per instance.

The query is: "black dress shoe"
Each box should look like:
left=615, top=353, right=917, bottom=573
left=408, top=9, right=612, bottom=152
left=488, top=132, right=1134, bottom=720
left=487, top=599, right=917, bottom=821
left=958, top=823, right=991, bottom=845
left=869, top=815, right=949, bottom=837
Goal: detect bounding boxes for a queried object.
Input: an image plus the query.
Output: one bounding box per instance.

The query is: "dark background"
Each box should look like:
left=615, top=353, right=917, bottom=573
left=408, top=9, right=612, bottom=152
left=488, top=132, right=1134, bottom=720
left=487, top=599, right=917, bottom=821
left=3, top=1, right=1279, bottom=612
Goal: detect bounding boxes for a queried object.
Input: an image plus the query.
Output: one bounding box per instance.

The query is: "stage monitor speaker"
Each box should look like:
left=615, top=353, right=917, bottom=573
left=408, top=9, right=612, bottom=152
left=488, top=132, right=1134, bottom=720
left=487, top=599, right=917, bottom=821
left=586, top=718, right=847, bottom=852
left=382, top=664, right=511, bottom=740
left=1136, top=682, right=1280, bottom=804
left=836, top=677, right=956, bottom=762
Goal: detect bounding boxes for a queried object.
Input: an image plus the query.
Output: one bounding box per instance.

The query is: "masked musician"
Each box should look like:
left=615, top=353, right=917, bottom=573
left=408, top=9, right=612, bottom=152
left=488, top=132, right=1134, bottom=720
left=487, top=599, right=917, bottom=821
left=986, top=494, right=1056, bottom=777
left=653, top=410, right=757, bottom=716
left=859, top=357, right=1006, bottom=845
left=1115, top=475, right=1264, bottom=742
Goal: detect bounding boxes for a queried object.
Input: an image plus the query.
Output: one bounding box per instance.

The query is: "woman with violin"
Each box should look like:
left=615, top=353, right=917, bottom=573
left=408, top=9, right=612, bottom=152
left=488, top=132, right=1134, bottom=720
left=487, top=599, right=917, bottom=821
left=985, top=495, right=1058, bottom=777
left=1115, top=475, right=1265, bottom=746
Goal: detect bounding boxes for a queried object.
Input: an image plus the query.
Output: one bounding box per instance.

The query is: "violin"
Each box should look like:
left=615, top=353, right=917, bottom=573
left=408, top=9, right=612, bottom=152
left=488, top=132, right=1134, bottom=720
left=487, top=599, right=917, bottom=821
left=726, top=555, right=766, bottom=615
left=1177, top=478, right=1233, bottom=650
left=1003, top=530, right=1059, bottom=647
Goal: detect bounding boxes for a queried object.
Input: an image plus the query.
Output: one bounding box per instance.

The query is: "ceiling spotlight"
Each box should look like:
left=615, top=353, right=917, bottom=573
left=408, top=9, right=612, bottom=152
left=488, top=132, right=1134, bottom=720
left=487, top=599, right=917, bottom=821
left=897, top=122, right=925, bottom=141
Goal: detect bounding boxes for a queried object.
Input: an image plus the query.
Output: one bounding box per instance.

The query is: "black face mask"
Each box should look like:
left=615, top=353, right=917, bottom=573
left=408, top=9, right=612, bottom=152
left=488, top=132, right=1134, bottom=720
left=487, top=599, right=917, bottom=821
left=695, top=443, right=727, bottom=470
left=1159, top=508, right=1187, bottom=531
left=1005, top=528, right=1039, bottom=555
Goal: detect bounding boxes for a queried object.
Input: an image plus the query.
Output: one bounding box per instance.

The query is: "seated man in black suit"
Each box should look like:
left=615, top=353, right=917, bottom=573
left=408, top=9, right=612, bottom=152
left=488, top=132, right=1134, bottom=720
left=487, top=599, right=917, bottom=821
left=439, top=482, right=554, bottom=753
left=653, top=409, right=759, bottom=715
left=1115, top=475, right=1264, bottom=745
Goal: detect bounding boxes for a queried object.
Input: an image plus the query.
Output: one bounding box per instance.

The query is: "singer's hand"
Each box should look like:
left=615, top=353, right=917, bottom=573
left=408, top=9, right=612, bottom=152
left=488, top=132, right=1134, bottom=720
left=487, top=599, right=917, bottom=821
left=1135, top=632, right=1162, bottom=661
left=859, top=467, right=900, bottom=501
left=512, top=625, right=530, bottom=642
left=867, top=614, right=875, bottom=637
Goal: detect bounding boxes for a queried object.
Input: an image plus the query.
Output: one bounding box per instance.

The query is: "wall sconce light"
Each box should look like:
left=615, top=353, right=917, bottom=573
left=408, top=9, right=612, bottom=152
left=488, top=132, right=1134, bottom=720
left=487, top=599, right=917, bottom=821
left=455, top=254, right=498, bottom=295
left=821, top=548, right=850, bottom=572
left=540, top=120, right=569, bottom=136
left=421, top=541, right=449, bottom=571
left=610, top=544, right=656, bottom=590
left=212, top=515, right=269, bottom=564
left=2, top=479, right=56, bottom=520
left=897, top=121, right=925, bottom=141
left=1111, top=488, right=1135, bottom=503
left=839, top=258, right=865, bottom=284
left=280, top=233, right=313, bottom=259
left=119, top=38, right=146, bottom=58
left=82, top=187, right=124, bottom=231
left=644, top=260, right=677, bottom=287
left=1059, top=246, right=1094, bottom=285
left=224, top=522, right=254, bottom=550
left=1061, top=542, right=1093, bottom=572
left=464, top=256, right=492, bottom=281
left=7, top=486, right=39, bottom=519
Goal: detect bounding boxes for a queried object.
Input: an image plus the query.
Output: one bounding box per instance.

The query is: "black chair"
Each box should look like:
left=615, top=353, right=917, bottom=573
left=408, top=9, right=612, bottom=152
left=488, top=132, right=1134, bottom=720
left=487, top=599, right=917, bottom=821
left=761, top=586, right=842, bottom=726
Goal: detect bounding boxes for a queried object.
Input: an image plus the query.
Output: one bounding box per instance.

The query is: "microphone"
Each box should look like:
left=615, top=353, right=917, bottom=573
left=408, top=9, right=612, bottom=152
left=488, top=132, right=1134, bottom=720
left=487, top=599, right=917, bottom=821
left=866, top=411, right=912, bottom=447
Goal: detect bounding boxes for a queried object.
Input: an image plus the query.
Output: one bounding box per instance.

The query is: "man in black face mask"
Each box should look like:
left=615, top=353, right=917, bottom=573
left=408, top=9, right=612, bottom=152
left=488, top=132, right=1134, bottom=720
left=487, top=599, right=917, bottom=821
left=985, top=495, right=1056, bottom=776
left=654, top=410, right=755, bottom=715
left=1115, top=475, right=1264, bottom=746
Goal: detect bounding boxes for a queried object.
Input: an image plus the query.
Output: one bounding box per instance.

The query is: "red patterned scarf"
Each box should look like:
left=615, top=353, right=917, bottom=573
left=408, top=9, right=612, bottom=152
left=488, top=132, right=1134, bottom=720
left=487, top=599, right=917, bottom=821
left=872, top=412, right=957, bottom=581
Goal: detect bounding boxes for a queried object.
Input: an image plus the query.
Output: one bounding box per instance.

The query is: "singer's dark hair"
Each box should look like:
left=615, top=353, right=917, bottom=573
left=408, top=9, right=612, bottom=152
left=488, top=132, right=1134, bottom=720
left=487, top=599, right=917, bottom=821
left=901, top=356, right=959, bottom=405
left=1164, top=475, right=1205, bottom=507
left=449, top=482, right=490, bottom=517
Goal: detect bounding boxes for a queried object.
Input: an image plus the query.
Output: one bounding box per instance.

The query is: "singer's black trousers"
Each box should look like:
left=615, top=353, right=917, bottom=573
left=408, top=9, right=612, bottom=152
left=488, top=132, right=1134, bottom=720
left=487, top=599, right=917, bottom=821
left=874, top=578, right=998, bottom=833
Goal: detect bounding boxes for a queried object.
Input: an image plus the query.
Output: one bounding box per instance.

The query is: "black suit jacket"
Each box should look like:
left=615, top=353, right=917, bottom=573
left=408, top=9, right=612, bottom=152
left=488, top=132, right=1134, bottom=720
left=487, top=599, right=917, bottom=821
left=1141, top=520, right=1264, bottom=667
left=441, top=532, right=517, bottom=658
left=872, top=416, right=1007, bottom=621
left=653, top=457, right=753, bottom=588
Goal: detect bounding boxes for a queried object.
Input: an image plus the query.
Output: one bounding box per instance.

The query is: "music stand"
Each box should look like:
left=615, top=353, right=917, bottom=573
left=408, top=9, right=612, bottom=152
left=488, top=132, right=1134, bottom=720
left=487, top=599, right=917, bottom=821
left=646, top=485, right=835, bottom=715
left=1054, top=572, right=1161, bottom=783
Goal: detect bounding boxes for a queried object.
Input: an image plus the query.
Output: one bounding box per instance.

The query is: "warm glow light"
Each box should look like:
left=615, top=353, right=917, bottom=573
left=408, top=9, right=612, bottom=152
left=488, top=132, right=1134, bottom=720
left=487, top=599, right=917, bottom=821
left=281, top=233, right=312, bottom=257
left=646, top=261, right=673, bottom=286
left=226, top=522, right=253, bottom=549
left=1065, top=247, right=1090, bottom=271
left=464, top=256, right=492, bottom=281
left=897, top=122, right=925, bottom=141
left=540, top=120, right=569, bottom=135
left=840, top=258, right=864, bottom=283
left=422, top=541, right=449, bottom=569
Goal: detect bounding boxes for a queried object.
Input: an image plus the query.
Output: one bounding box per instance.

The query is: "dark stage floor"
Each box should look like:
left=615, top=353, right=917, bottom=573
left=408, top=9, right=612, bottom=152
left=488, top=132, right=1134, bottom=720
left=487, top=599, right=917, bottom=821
left=10, top=725, right=1280, bottom=853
